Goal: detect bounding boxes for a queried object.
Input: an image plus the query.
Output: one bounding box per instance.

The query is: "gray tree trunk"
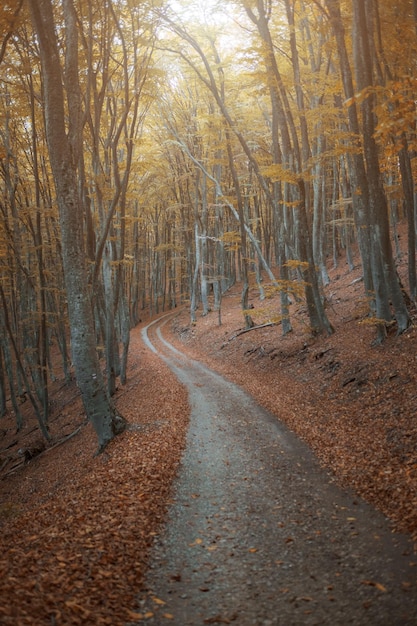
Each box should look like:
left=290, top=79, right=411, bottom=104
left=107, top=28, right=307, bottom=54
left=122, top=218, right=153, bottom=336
left=352, top=0, right=409, bottom=334
left=28, top=0, right=125, bottom=452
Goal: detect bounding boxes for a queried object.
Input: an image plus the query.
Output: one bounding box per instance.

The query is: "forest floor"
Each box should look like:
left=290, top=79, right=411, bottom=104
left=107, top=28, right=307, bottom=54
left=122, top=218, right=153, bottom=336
left=168, top=256, right=417, bottom=545
left=1, top=244, right=417, bottom=624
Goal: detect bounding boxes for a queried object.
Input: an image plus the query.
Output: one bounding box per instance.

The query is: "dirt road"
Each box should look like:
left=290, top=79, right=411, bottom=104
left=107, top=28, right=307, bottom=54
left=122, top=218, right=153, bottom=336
left=135, top=315, right=417, bottom=626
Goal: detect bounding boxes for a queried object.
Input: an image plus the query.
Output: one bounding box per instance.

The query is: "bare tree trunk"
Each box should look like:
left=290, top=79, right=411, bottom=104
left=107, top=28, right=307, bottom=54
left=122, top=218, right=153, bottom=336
left=225, top=132, right=254, bottom=329
left=190, top=174, right=201, bottom=324
left=200, top=172, right=210, bottom=316
left=352, top=0, right=409, bottom=334
left=0, top=345, right=5, bottom=417
left=325, top=0, right=375, bottom=301
left=398, top=139, right=417, bottom=299
left=28, top=0, right=125, bottom=452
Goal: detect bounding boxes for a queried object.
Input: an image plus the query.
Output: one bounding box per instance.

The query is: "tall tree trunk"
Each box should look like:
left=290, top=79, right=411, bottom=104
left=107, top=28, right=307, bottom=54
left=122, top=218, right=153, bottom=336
left=28, top=0, right=125, bottom=452
left=190, top=173, right=201, bottom=324
left=226, top=133, right=254, bottom=329
left=0, top=345, right=5, bottom=417
left=325, top=0, right=375, bottom=300
left=200, top=171, right=210, bottom=316
left=352, top=0, right=409, bottom=334
left=244, top=0, right=332, bottom=335
left=398, top=138, right=417, bottom=299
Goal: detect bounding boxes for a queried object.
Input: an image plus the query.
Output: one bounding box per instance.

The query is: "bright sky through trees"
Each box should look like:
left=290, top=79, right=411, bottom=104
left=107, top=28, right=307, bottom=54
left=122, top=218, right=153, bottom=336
left=166, top=0, right=246, bottom=56
left=168, top=0, right=229, bottom=25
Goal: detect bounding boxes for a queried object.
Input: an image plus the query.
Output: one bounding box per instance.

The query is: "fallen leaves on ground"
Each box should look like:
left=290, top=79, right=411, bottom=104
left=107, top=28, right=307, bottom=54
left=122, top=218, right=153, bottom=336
left=167, top=240, right=417, bottom=546
left=361, top=580, right=388, bottom=593
left=0, top=333, right=189, bottom=625
left=1, top=230, right=417, bottom=624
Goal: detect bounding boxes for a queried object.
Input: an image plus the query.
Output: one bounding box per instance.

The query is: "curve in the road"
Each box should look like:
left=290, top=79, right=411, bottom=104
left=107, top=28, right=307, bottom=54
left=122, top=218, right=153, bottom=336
left=135, top=316, right=417, bottom=626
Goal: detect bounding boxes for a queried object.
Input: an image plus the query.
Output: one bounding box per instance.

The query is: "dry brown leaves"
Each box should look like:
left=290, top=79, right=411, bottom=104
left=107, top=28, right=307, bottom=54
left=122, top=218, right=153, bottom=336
left=2, top=231, right=417, bottom=624
left=0, top=333, right=189, bottom=625
left=167, top=253, right=417, bottom=546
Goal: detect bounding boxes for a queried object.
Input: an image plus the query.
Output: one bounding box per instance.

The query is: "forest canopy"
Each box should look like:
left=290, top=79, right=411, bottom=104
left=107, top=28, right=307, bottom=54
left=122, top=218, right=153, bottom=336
left=1, top=0, right=417, bottom=445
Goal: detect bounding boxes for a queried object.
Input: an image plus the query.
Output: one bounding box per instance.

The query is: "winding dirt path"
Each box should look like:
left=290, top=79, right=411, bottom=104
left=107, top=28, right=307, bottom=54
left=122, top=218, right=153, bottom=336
left=135, top=316, right=417, bottom=626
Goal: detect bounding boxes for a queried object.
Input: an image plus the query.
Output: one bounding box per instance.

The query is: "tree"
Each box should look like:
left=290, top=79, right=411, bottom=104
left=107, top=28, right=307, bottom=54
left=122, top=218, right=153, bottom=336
left=2, top=0, right=416, bottom=421
left=242, top=0, right=333, bottom=335
left=0, top=0, right=23, bottom=64
left=27, top=0, right=125, bottom=452
left=325, top=0, right=410, bottom=339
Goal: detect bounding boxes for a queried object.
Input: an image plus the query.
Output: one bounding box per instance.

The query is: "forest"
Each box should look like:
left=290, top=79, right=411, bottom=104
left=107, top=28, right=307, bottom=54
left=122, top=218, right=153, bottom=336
left=1, top=0, right=417, bottom=450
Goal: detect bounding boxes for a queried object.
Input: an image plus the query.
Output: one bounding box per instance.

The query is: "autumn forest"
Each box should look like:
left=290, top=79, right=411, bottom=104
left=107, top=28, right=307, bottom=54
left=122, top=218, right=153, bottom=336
left=1, top=0, right=417, bottom=451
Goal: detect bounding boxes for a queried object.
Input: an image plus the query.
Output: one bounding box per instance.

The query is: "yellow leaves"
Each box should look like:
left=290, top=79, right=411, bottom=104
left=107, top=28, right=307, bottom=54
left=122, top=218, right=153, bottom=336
left=189, top=537, right=203, bottom=546
left=361, top=580, right=388, bottom=593
left=154, top=243, right=181, bottom=253
left=126, top=609, right=148, bottom=620
left=284, top=259, right=310, bottom=270
left=126, top=600, right=167, bottom=620
left=373, top=77, right=417, bottom=156
left=134, top=612, right=154, bottom=620
left=220, top=231, right=241, bottom=250
left=358, top=317, right=396, bottom=329
left=263, top=278, right=305, bottom=300
left=189, top=538, right=218, bottom=551
left=261, top=164, right=300, bottom=186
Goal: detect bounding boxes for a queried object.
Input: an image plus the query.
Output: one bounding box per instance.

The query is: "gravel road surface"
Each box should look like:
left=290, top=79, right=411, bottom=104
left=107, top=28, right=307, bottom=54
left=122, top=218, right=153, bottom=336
left=135, top=316, right=417, bottom=626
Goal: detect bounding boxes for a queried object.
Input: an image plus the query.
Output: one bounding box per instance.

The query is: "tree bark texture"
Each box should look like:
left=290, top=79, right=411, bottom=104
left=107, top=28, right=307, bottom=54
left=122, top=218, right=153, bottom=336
left=28, top=0, right=125, bottom=452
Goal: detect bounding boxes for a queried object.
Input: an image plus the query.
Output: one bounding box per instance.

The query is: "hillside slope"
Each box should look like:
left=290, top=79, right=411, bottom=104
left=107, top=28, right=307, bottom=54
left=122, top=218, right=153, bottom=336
left=0, top=331, right=190, bottom=625
left=0, top=253, right=417, bottom=623
left=167, top=259, right=417, bottom=545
